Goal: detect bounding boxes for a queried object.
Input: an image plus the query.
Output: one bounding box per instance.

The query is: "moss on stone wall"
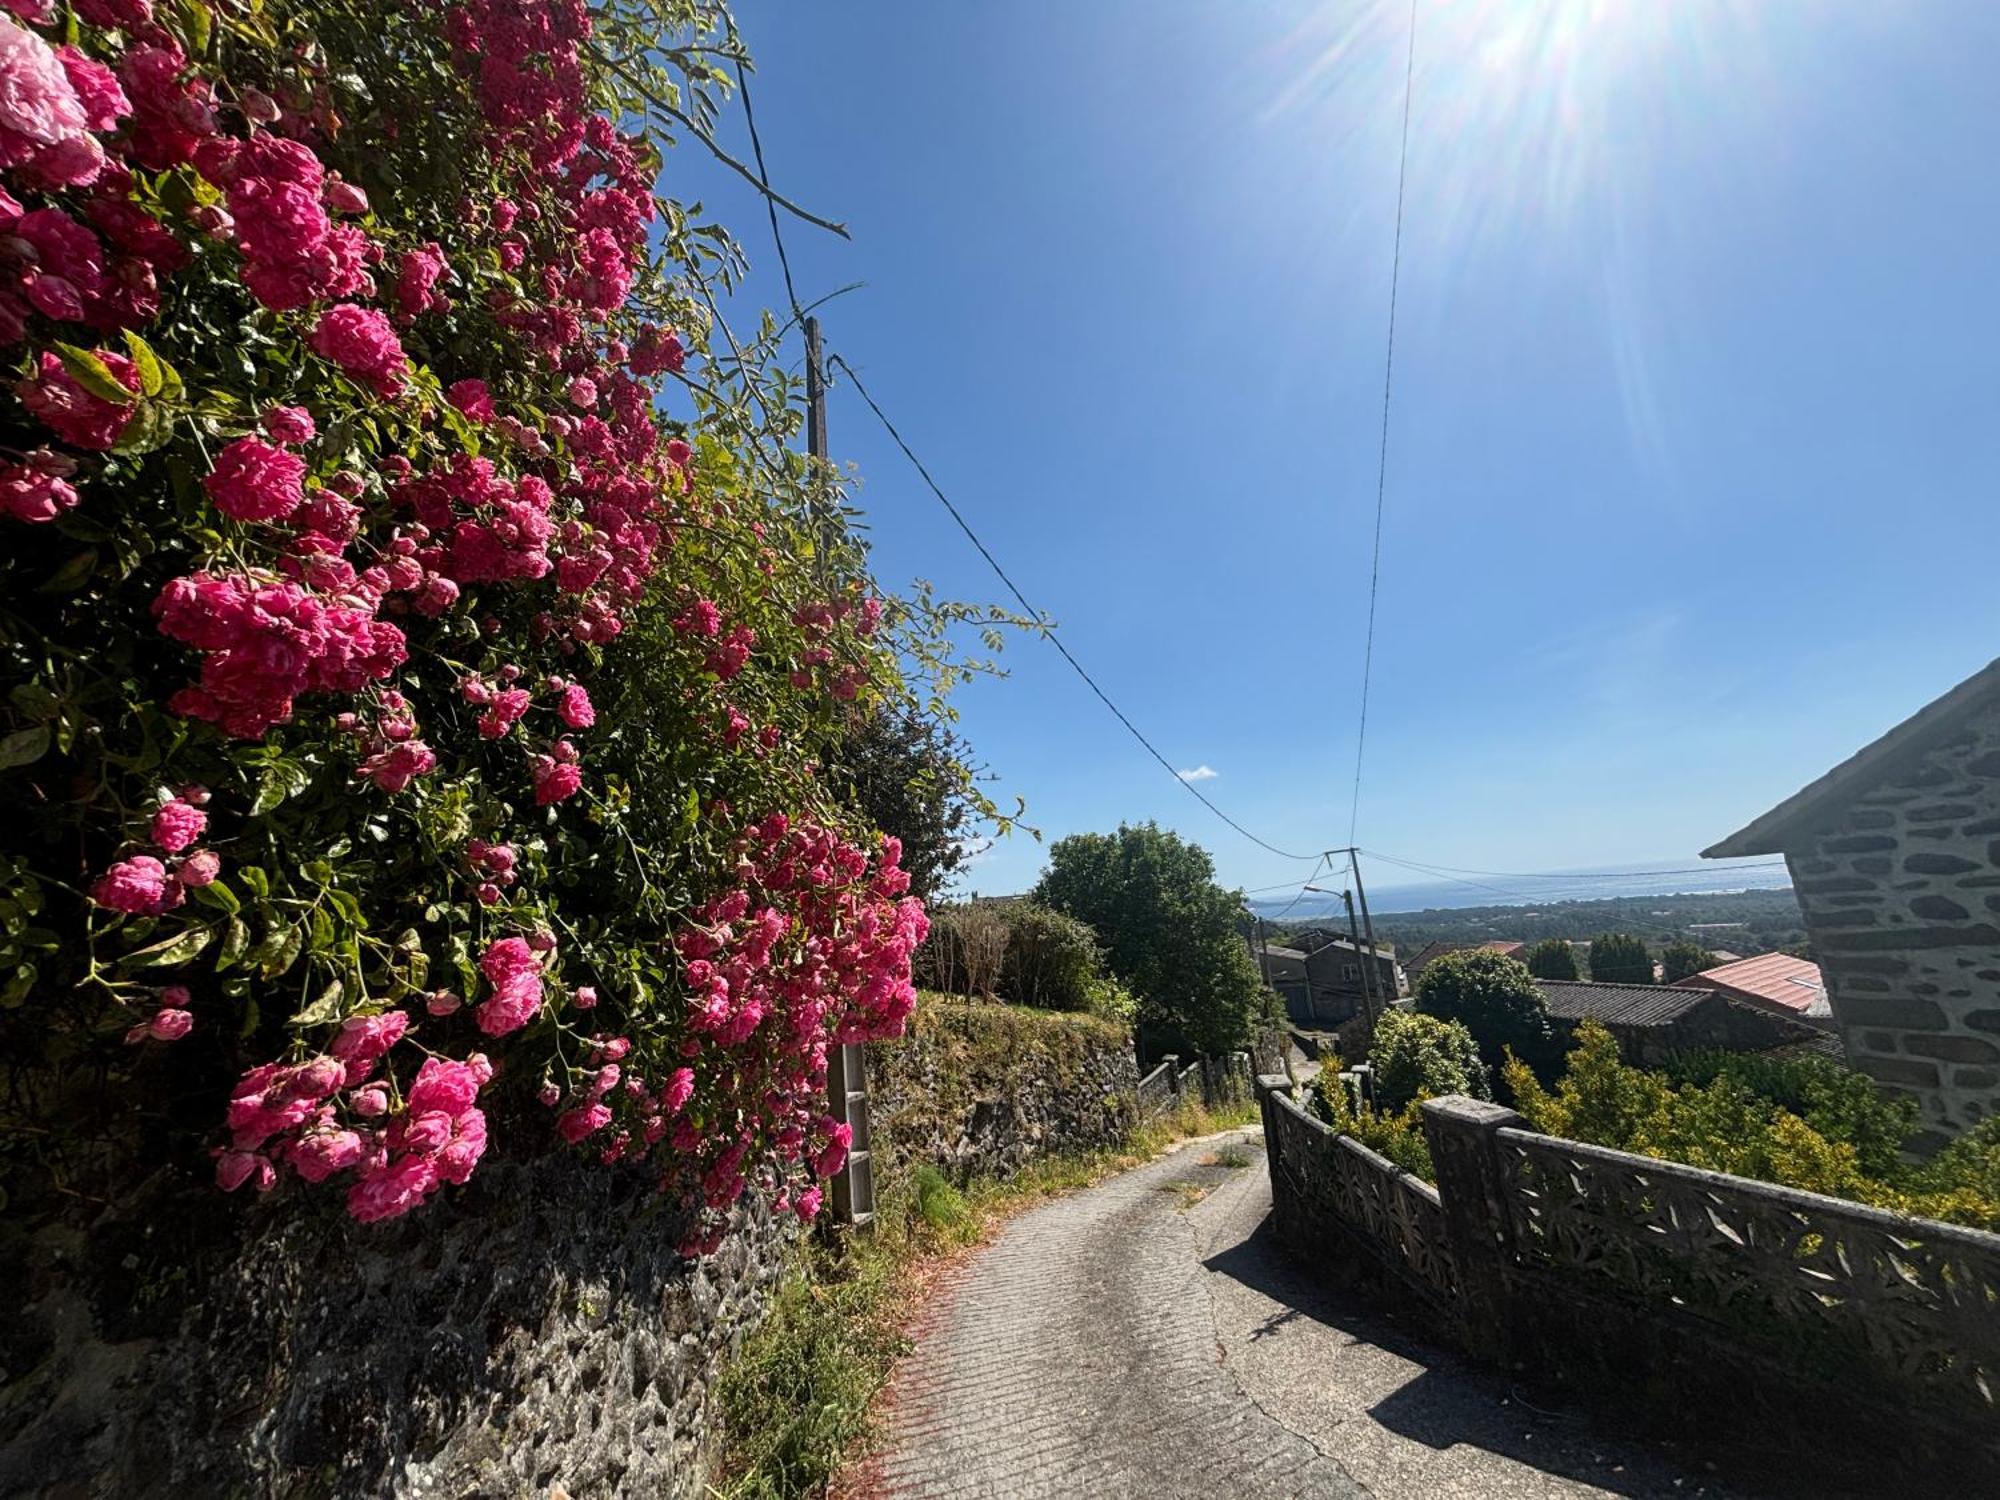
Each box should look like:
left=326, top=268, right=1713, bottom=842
left=867, top=994, right=1140, bottom=1184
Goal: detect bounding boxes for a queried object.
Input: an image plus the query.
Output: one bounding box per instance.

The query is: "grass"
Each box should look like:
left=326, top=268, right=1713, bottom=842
left=709, top=1093, right=1259, bottom=1498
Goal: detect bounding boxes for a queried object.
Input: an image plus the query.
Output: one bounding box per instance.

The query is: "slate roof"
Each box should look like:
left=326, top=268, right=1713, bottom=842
left=1536, top=979, right=1716, bottom=1029
left=1678, top=953, right=1829, bottom=1019
left=1705, top=656, right=2000, bottom=856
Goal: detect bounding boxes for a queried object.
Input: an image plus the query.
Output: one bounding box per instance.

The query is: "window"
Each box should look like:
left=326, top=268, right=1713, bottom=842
left=1342, top=963, right=1358, bottom=981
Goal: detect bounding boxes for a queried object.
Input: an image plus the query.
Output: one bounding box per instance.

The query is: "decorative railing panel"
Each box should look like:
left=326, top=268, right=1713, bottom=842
left=1267, top=1088, right=1457, bottom=1304
left=1137, top=1061, right=1175, bottom=1118
left=1496, top=1127, right=2000, bottom=1415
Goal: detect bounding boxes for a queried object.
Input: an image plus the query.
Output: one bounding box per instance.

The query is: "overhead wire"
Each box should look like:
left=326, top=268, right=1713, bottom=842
left=1347, top=0, right=1420, bottom=848
left=828, top=352, right=1324, bottom=863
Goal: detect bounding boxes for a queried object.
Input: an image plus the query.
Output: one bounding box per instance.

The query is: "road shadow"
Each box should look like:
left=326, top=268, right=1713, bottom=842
left=1202, top=1214, right=1844, bottom=1500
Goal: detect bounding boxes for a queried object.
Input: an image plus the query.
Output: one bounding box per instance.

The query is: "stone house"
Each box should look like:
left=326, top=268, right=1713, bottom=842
left=1256, top=935, right=1400, bottom=1027
left=1535, top=979, right=1816, bottom=1069
left=1705, top=657, right=2000, bottom=1148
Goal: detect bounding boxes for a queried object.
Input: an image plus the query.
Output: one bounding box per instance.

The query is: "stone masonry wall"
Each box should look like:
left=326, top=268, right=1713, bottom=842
left=0, top=1157, right=795, bottom=1499
left=868, top=996, right=1138, bottom=1184
left=1787, top=700, right=2000, bottom=1147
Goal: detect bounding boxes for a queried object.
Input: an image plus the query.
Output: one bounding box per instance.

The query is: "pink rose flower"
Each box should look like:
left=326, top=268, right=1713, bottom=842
left=177, top=849, right=222, bottom=887
left=0, top=463, right=79, bottom=523
left=150, top=797, right=206, bottom=852
left=446, top=378, right=494, bottom=422
left=309, top=303, right=408, bottom=398
left=203, top=436, right=306, bottom=522
left=260, top=405, right=316, bottom=445
left=91, top=854, right=172, bottom=914
left=17, top=350, right=137, bottom=449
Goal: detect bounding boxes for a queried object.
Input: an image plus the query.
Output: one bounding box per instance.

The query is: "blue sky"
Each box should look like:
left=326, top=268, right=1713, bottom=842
left=697, top=1, right=2000, bottom=903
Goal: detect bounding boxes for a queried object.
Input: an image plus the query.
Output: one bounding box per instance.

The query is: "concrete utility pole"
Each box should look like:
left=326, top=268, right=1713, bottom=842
left=1342, top=889, right=1379, bottom=1030
left=1350, top=849, right=1387, bottom=1005
left=808, top=317, right=874, bottom=1233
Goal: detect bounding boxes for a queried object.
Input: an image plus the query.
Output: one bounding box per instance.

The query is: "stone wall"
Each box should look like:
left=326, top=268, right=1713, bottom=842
left=0, top=1157, right=795, bottom=1499
left=1784, top=701, right=2000, bottom=1146
left=867, top=996, right=1138, bottom=1184
left=1258, top=1079, right=2000, bottom=1487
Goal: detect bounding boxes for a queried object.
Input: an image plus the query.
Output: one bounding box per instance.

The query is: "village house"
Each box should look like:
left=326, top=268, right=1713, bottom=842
left=1534, top=978, right=1819, bottom=1069
left=1257, top=933, right=1401, bottom=1027
left=1705, top=656, right=2000, bottom=1148
left=1404, top=938, right=1523, bottom=982
left=1674, top=951, right=1832, bottom=1029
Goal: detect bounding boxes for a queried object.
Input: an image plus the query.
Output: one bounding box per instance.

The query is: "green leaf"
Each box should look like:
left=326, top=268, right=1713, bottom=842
left=0, top=727, right=49, bottom=771
left=178, top=0, right=212, bottom=55
left=216, top=914, right=250, bottom=971
left=122, top=924, right=214, bottom=970
left=237, top=865, right=269, bottom=899
left=8, top=684, right=59, bottom=722
left=309, top=904, right=334, bottom=952
left=119, top=330, right=166, bottom=399
left=250, top=759, right=311, bottom=816
left=258, top=921, right=304, bottom=978
left=0, top=963, right=33, bottom=1008
left=111, top=401, right=175, bottom=456
left=290, top=977, right=345, bottom=1028
left=37, top=549, right=100, bottom=594
left=53, top=343, right=137, bottom=405
left=192, top=880, right=240, bottom=914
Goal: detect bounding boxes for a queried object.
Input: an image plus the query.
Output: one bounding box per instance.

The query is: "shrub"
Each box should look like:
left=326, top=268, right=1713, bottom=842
left=1586, top=932, right=1654, bottom=984
left=1669, top=1050, right=1917, bottom=1179
left=1367, top=1007, right=1488, bottom=1113
left=998, top=902, right=1102, bottom=1012
left=1309, top=1070, right=1433, bottom=1180
left=1414, top=949, right=1554, bottom=1084
left=914, top=903, right=1009, bottom=999
left=1505, top=1023, right=2000, bottom=1231
left=1524, top=938, right=1578, bottom=980
left=1659, top=940, right=1719, bottom=985
left=0, top=0, right=984, bottom=1252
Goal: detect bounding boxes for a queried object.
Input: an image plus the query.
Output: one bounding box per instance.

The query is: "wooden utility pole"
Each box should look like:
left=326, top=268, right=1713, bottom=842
left=808, top=317, right=874, bottom=1233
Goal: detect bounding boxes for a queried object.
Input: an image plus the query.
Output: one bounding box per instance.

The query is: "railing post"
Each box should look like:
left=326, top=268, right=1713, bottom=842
left=1162, top=1054, right=1181, bottom=1104
left=1256, top=1073, right=1290, bottom=1199
left=1419, top=1095, right=1523, bottom=1360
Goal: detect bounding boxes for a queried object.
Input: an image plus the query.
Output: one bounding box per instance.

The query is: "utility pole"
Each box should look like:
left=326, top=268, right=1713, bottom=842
left=1341, top=889, right=1378, bottom=1030
left=1350, top=848, right=1387, bottom=1009
left=808, top=317, right=873, bottom=1234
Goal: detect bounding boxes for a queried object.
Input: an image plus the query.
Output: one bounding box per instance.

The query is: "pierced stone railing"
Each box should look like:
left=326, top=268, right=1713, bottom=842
left=1137, top=1058, right=1177, bottom=1119
left=1256, top=1077, right=2000, bottom=1481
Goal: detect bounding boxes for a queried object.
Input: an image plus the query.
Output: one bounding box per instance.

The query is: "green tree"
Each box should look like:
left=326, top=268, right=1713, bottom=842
left=998, top=903, right=1103, bottom=1012
left=823, top=707, right=984, bottom=902
left=1659, top=940, right=1719, bottom=985
left=1032, top=823, right=1265, bottom=1058
left=1414, top=949, right=1555, bottom=1082
left=1586, top=932, right=1654, bottom=985
left=1368, top=1008, right=1489, bottom=1112
left=1524, top=938, right=1579, bottom=980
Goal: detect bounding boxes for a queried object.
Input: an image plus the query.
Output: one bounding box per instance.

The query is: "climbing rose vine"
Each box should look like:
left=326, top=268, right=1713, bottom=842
left=0, top=0, right=954, bottom=1253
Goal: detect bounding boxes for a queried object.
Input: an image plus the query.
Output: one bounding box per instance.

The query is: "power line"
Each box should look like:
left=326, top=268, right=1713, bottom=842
left=1348, top=0, right=1420, bottom=847
left=1264, top=854, right=1331, bottom=921
left=828, top=352, right=1323, bottom=864
left=733, top=54, right=802, bottom=323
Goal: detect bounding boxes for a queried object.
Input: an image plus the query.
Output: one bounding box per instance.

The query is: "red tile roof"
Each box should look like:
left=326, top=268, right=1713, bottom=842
left=1675, top=953, right=1827, bottom=1019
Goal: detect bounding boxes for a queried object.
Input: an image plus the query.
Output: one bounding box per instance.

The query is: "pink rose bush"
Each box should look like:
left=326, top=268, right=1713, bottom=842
left=3, top=0, right=969, bottom=1249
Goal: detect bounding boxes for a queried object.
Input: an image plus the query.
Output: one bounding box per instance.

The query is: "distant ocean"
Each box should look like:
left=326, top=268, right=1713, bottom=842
left=1249, top=858, right=1795, bottom=921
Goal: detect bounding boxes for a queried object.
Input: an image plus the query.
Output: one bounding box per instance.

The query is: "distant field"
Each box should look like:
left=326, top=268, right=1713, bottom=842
left=1277, top=885, right=1808, bottom=960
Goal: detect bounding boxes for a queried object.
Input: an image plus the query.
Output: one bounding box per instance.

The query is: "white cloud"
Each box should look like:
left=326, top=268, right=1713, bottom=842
left=1177, top=765, right=1219, bottom=782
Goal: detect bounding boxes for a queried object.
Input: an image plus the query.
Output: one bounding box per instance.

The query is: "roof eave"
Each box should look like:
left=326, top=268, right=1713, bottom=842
left=1702, top=655, right=2000, bottom=859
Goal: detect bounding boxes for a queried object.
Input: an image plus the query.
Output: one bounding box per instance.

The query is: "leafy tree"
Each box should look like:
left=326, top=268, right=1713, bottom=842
left=1413, top=949, right=1554, bottom=1082
left=823, top=707, right=984, bottom=903
left=1367, top=1008, right=1488, bottom=1112
left=1659, top=940, right=1719, bottom=985
left=1524, top=938, right=1579, bottom=981
left=1309, top=1071, right=1434, bottom=1180
left=998, top=903, right=1103, bottom=1012
left=1668, top=1051, right=1917, bottom=1179
left=1032, top=823, right=1266, bottom=1058
left=1586, top=932, right=1654, bottom=985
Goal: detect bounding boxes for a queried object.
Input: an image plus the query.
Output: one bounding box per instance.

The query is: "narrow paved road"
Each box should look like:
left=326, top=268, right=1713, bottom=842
left=852, top=1128, right=1752, bottom=1500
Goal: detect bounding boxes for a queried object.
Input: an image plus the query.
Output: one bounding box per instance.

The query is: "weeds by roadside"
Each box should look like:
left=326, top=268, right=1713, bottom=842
left=710, top=1095, right=1259, bottom=1498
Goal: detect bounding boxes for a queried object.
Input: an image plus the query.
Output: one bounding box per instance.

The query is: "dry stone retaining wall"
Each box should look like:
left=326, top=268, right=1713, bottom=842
left=0, top=1157, right=795, bottom=1499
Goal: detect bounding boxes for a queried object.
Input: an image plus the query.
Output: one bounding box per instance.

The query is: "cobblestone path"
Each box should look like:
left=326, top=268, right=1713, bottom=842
left=852, top=1128, right=1747, bottom=1500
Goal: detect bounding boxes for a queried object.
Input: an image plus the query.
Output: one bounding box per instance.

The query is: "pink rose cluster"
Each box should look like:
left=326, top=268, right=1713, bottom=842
left=215, top=1008, right=491, bottom=1223
left=90, top=788, right=220, bottom=916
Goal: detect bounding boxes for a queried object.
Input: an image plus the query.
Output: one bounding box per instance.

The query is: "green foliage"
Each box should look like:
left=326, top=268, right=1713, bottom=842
left=1309, top=1070, right=1434, bottom=1180
left=1033, top=823, right=1265, bottom=1058
left=1659, top=941, right=1719, bottom=985
left=1413, top=949, right=1555, bottom=1083
left=998, top=902, right=1103, bottom=1012
left=1586, top=933, right=1654, bottom=984
left=1524, top=938, right=1579, bottom=980
left=1358, top=888, right=1808, bottom=960
left=1367, top=1007, right=1488, bottom=1113
left=822, top=707, right=989, bottom=902
left=1668, top=1051, right=1917, bottom=1179
left=1506, top=1022, right=2000, bottom=1231
left=908, top=1164, right=971, bottom=1234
